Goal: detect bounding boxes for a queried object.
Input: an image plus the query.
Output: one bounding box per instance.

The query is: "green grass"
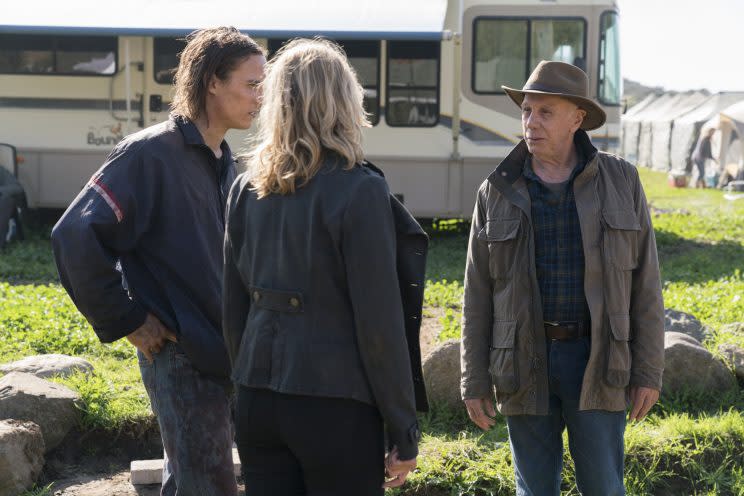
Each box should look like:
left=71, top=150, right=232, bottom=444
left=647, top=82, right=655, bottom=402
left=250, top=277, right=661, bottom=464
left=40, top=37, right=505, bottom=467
left=2, top=169, right=744, bottom=494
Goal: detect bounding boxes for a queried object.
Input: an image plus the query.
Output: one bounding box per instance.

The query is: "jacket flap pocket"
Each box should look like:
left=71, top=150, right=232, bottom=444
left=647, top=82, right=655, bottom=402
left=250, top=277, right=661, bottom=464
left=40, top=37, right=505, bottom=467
left=609, top=314, right=630, bottom=341
left=602, top=210, right=641, bottom=231
left=491, top=320, right=517, bottom=349
left=479, top=219, right=520, bottom=242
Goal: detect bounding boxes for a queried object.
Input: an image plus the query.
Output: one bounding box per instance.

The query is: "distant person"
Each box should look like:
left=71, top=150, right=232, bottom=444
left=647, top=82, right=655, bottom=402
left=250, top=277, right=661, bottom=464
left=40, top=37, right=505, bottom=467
left=692, top=127, right=717, bottom=188
left=460, top=61, right=665, bottom=495
left=51, top=27, right=266, bottom=496
left=223, top=39, right=427, bottom=496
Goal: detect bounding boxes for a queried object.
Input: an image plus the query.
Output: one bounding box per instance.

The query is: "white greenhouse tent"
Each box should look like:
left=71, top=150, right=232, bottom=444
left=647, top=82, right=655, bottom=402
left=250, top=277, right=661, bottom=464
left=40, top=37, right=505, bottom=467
left=669, top=92, right=744, bottom=176
left=621, top=93, right=660, bottom=161
left=701, top=101, right=744, bottom=184
left=649, top=91, right=709, bottom=171
left=636, top=94, right=689, bottom=168
left=621, top=93, right=667, bottom=164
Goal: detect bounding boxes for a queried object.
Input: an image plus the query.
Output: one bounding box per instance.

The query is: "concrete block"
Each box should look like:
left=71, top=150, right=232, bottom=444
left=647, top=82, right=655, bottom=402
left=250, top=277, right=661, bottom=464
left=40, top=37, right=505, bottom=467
left=130, top=449, right=241, bottom=485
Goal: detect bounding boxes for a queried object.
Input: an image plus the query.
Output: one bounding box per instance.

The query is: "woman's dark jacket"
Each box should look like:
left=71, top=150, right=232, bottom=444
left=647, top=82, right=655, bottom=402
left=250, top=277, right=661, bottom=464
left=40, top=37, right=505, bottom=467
left=222, top=155, right=427, bottom=460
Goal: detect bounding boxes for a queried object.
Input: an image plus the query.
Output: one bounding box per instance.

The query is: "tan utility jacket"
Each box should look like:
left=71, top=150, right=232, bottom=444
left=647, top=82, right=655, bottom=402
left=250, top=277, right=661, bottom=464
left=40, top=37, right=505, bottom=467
left=460, top=130, right=665, bottom=415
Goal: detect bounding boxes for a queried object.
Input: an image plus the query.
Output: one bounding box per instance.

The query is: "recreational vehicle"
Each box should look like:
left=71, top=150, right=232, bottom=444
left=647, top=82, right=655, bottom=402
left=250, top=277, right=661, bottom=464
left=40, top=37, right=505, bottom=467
left=0, top=0, right=620, bottom=218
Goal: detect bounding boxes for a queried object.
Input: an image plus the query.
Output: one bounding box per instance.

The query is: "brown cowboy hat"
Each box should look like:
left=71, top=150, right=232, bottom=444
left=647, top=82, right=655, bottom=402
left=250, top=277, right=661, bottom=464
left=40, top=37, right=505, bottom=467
left=501, top=60, right=606, bottom=131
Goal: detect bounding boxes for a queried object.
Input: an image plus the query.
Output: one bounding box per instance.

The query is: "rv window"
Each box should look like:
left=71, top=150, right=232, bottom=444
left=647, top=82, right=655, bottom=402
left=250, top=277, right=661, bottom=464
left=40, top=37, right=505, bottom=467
left=268, top=39, right=381, bottom=125
left=598, top=11, right=621, bottom=106
left=530, top=20, right=585, bottom=71
left=386, top=41, right=440, bottom=127
left=473, top=17, right=586, bottom=94
left=0, top=34, right=116, bottom=75
left=154, top=37, right=187, bottom=85
left=473, top=19, right=528, bottom=93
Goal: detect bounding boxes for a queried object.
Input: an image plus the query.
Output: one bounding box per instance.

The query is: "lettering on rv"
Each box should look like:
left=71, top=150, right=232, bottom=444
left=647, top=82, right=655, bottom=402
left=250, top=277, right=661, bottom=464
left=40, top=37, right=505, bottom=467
left=87, top=123, right=123, bottom=146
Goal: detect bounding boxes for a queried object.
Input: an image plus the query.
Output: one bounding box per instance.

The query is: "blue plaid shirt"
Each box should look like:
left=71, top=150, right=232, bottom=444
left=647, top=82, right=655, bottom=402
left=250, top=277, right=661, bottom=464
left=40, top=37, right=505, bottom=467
left=523, top=155, right=589, bottom=324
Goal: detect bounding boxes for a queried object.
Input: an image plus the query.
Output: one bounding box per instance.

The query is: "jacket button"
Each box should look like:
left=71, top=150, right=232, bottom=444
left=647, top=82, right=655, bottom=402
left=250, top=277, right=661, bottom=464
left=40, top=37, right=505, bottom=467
left=253, top=291, right=260, bottom=302
left=289, top=297, right=299, bottom=308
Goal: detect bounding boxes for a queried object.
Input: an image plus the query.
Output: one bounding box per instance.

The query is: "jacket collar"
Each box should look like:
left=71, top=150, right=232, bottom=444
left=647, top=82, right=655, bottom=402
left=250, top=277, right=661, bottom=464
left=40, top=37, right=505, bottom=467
left=172, top=114, right=233, bottom=161
left=488, top=129, right=598, bottom=188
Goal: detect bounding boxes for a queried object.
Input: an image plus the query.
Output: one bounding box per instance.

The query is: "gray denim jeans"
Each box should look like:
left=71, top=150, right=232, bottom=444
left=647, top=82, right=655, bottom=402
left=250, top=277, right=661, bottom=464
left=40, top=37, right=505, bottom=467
left=139, top=341, right=237, bottom=496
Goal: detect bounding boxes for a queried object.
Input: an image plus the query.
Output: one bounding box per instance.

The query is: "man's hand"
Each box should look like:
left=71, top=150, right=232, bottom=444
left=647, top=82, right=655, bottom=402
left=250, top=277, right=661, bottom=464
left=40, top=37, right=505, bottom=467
left=127, top=313, right=178, bottom=363
left=464, top=397, right=497, bottom=431
left=628, top=386, right=660, bottom=421
left=383, top=446, right=416, bottom=489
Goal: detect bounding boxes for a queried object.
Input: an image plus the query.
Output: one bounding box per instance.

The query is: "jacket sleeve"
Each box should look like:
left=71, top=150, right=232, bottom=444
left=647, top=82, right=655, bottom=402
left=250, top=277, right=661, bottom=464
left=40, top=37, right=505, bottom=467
left=460, top=182, right=494, bottom=400
left=50, top=143, right=157, bottom=343
left=342, top=174, right=419, bottom=461
left=627, top=164, right=665, bottom=390
left=222, top=177, right=251, bottom=367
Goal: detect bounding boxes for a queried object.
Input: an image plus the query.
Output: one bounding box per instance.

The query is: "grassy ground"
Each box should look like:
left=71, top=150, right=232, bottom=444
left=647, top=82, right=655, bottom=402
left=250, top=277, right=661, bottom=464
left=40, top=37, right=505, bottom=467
left=2, top=169, right=743, bottom=495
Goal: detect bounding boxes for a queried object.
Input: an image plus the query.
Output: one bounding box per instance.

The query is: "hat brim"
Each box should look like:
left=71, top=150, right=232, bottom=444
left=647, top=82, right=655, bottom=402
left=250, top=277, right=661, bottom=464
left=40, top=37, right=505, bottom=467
left=501, top=86, right=607, bottom=131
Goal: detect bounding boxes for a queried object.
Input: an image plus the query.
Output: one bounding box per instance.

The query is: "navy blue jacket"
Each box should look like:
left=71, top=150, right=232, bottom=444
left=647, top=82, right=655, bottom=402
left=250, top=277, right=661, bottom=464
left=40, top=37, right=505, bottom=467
left=52, top=115, right=236, bottom=379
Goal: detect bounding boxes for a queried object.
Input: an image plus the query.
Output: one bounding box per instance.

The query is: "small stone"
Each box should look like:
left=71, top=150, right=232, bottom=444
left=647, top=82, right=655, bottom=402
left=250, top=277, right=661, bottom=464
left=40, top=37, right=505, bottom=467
left=0, top=372, right=82, bottom=451
left=0, top=419, right=45, bottom=496
left=719, top=322, right=744, bottom=337
left=664, top=309, right=710, bottom=342
left=422, top=340, right=462, bottom=410
left=662, top=332, right=736, bottom=396
left=718, top=344, right=744, bottom=381
left=0, top=354, right=94, bottom=379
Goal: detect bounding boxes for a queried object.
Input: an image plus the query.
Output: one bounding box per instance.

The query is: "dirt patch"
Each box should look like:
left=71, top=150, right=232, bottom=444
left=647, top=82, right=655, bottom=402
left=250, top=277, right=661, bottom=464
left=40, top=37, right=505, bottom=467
left=50, top=470, right=158, bottom=496
left=48, top=471, right=247, bottom=495
left=420, top=306, right=445, bottom=358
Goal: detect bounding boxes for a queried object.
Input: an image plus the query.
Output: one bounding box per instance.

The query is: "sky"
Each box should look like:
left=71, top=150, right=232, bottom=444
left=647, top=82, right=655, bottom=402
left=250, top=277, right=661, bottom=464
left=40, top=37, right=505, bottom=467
left=618, top=0, right=744, bottom=92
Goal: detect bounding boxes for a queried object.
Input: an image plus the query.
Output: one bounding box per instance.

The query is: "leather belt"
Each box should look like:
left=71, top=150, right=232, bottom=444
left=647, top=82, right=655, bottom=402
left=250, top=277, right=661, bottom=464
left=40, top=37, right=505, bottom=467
left=544, top=320, right=590, bottom=340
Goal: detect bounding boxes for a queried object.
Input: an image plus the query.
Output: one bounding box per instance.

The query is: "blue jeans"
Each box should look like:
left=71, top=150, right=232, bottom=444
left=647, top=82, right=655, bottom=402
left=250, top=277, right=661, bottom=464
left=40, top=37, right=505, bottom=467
left=506, top=337, right=626, bottom=496
left=139, top=341, right=237, bottom=496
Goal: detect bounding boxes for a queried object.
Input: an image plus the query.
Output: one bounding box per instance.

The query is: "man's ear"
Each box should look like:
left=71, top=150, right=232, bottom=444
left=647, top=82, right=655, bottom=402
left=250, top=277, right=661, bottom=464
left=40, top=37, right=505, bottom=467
left=574, top=108, right=587, bottom=131
left=206, top=74, right=220, bottom=96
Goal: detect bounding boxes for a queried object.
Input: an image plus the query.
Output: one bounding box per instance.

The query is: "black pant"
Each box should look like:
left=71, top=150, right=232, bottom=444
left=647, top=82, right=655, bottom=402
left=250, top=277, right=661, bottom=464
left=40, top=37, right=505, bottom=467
left=235, top=387, right=385, bottom=496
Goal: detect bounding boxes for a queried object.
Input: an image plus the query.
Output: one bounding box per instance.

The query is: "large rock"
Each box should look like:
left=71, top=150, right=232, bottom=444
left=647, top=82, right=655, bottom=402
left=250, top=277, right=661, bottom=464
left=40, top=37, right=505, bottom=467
left=0, top=372, right=82, bottom=451
left=664, top=309, right=711, bottom=342
left=0, top=419, right=45, bottom=496
left=422, top=340, right=462, bottom=409
left=0, top=354, right=94, bottom=379
left=662, top=332, right=736, bottom=396
left=718, top=344, right=744, bottom=382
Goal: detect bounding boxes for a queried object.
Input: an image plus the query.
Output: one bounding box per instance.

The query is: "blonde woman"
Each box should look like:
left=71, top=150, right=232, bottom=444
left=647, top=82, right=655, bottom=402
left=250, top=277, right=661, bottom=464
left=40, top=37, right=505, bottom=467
left=222, top=39, right=425, bottom=495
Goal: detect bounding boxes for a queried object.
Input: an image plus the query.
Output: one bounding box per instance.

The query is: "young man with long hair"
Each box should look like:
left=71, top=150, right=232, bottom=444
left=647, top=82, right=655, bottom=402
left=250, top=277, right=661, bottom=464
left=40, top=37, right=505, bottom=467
left=52, top=27, right=265, bottom=495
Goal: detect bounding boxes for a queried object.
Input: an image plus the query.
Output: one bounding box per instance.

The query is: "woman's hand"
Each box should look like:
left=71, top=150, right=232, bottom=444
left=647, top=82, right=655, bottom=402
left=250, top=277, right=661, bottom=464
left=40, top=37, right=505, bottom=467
left=383, top=446, right=417, bottom=488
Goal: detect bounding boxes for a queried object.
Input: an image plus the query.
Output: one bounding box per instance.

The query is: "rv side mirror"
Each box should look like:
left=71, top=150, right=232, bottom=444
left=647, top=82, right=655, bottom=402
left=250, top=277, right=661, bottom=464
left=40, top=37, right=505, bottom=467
left=0, top=143, right=18, bottom=177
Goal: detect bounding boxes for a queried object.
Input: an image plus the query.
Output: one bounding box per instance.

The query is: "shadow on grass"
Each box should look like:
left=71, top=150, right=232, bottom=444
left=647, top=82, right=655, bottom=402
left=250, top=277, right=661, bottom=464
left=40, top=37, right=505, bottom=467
left=656, top=229, right=744, bottom=284
left=655, top=386, right=744, bottom=418
left=0, top=209, right=63, bottom=284
left=419, top=400, right=509, bottom=444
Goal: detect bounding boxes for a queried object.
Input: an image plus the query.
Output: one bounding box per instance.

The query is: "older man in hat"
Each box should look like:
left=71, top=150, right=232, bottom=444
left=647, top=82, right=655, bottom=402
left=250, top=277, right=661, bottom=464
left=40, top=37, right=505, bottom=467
left=460, top=61, right=665, bottom=495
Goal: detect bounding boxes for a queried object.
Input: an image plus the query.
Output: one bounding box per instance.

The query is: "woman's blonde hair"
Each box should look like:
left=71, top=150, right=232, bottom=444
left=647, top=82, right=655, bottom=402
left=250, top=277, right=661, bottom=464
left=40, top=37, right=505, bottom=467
left=248, top=38, right=370, bottom=198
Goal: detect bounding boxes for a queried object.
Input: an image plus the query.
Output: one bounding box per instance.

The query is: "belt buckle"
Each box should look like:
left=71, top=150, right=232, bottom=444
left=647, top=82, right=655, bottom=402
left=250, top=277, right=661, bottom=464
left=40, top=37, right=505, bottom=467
left=544, top=320, right=560, bottom=327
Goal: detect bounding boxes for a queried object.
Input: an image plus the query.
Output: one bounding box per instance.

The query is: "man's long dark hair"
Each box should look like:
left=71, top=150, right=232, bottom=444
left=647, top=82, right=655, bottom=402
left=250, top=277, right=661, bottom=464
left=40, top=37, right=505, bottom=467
left=170, top=26, right=264, bottom=121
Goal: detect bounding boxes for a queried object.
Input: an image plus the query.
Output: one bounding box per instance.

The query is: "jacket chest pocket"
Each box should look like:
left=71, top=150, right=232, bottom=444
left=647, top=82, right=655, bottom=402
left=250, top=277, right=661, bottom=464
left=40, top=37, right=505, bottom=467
left=488, top=320, right=519, bottom=393
left=478, top=218, right=521, bottom=279
left=601, top=210, right=641, bottom=270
